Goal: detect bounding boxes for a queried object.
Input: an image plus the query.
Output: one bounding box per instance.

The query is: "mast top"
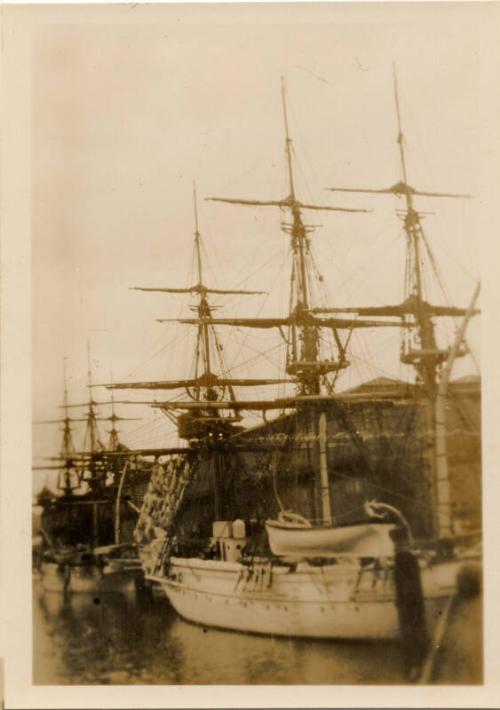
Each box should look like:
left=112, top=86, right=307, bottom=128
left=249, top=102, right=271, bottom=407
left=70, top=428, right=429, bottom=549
left=124, top=185, right=274, bottom=420
left=193, top=181, right=203, bottom=286
left=86, top=340, right=93, bottom=394
left=193, top=180, right=200, bottom=236
left=393, top=63, right=409, bottom=188
left=325, top=66, right=474, bottom=393
left=327, top=69, right=469, bottom=201
left=206, top=78, right=372, bottom=394
left=281, top=76, right=295, bottom=201
left=63, top=356, right=69, bottom=409
left=131, top=181, right=267, bottom=298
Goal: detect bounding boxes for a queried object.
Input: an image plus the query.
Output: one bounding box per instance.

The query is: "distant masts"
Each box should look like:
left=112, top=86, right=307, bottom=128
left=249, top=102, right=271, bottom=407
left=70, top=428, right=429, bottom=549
left=61, top=357, right=75, bottom=463
left=60, top=358, right=78, bottom=492
left=65, top=346, right=139, bottom=451
left=108, top=375, right=120, bottom=451
left=34, top=358, right=80, bottom=494
left=83, top=341, right=103, bottom=454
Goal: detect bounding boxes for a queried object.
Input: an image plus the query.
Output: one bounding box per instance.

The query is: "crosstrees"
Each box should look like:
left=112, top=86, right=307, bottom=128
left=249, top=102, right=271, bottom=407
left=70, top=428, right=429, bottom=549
left=104, top=183, right=288, bottom=432
left=324, top=66, right=477, bottom=393
left=159, top=315, right=411, bottom=330
left=204, top=78, right=388, bottom=396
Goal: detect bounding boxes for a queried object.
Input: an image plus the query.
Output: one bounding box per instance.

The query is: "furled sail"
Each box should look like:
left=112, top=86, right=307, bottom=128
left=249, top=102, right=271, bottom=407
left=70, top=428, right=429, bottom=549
left=312, top=296, right=480, bottom=318
left=101, top=375, right=293, bottom=391
left=158, top=316, right=409, bottom=329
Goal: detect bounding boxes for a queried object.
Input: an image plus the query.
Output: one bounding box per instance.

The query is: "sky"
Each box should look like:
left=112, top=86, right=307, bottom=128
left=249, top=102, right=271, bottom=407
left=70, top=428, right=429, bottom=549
left=32, top=4, right=482, bottom=490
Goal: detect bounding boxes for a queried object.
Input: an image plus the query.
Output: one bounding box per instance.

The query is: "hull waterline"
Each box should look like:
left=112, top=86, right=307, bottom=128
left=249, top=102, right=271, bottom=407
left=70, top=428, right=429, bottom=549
left=148, top=556, right=460, bottom=641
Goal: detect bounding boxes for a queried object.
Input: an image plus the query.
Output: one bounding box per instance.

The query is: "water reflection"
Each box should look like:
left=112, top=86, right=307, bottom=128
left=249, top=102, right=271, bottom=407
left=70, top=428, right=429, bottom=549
left=33, top=580, right=404, bottom=684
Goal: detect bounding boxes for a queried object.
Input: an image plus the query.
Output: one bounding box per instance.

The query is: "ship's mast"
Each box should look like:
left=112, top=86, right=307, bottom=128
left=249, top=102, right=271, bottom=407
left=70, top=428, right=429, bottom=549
left=282, top=81, right=330, bottom=522
left=192, top=183, right=218, bottom=401
left=33, top=359, right=82, bottom=493
left=203, top=80, right=396, bottom=525
left=106, top=185, right=291, bottom=435
left=61, top=359, right=75, bottom=454
left=104, top=96, right=402, bottom=525
left=207, top=79, right=375, bottom=397
left=59, top=358, right=77, bottom=493
left=83, top=341, right=103, bottom=454
left=35, top=355, right=140, bottom=499
left=107, top=379, right=120, bottom=451
left=325, top=66, right=474, bottom=395
left=281, top=79, right=319, bottom=393
left=322, top=67, right=479, bottom=537
left=34, top=357, right=98, bottom=538
left=393, top=69, right=442, bottom=394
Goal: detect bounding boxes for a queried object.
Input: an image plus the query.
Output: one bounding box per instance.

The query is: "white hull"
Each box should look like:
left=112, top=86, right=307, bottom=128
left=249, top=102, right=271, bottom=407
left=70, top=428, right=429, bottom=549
left=150, top=556, right=460, bottom=640
left=38, top=561, right=144, bottom=595
left=266, top=520, right=396, bottom=558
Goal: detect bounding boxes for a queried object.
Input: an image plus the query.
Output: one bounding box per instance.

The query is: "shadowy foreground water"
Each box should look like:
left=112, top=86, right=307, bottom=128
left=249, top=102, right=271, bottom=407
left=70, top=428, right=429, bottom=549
left=33, top=578, right=407, bottom=685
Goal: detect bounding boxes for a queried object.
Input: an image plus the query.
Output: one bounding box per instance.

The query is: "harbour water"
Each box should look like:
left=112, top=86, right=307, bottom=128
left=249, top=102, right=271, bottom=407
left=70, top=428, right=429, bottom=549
left=33, top=579, right=406, bottom=685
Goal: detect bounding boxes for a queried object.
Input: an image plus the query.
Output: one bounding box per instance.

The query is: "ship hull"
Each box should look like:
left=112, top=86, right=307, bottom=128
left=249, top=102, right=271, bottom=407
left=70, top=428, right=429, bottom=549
left=149, top=556, right=460, bottom=640
left=38, top=560, right=144, bottom=595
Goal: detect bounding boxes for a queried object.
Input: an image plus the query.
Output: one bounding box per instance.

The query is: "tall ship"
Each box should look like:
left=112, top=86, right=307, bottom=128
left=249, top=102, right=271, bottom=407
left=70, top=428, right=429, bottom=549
left=33, top=352, right=154, bottom=594
left=99, top=73, right=480, bottom=664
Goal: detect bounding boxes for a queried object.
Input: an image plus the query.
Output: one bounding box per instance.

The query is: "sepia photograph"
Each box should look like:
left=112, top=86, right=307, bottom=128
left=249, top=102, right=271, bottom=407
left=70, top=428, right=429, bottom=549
left=3, top=1, right=500, bottom=706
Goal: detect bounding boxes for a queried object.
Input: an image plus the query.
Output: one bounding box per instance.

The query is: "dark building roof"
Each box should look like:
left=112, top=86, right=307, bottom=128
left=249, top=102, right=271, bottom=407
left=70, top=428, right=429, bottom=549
left=340, top=374, right=481, bottom=398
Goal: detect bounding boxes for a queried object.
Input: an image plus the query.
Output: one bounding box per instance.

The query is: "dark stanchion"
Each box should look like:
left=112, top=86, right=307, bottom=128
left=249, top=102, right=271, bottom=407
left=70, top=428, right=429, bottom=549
left=394, top=548, right=429, bottom=680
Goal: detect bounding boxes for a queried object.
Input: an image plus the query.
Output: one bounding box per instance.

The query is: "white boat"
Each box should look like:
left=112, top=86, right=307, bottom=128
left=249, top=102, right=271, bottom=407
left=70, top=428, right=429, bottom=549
left=148, top=555, right=462, bottom=640
left=265, top=516, right=396, bottom=559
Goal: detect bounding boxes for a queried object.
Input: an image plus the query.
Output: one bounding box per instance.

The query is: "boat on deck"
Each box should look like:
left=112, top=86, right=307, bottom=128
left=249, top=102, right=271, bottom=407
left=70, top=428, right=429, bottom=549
left=265, top=513, right=396, bottom=559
